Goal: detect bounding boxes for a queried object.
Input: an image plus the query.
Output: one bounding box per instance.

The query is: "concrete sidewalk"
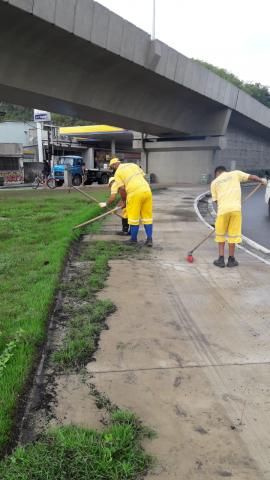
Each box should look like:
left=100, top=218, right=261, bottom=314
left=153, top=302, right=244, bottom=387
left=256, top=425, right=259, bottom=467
left=87, top=186, right=270, bottom=479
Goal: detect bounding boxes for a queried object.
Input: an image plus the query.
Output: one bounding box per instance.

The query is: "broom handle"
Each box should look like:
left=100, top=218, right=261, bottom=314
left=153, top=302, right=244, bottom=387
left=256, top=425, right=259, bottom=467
left=73, top=207, right=121, bottom=230
left=72, top=185, right=100, bottom=203
left=190, top=229, right=214, bottom=254
left=191, top=183, right=262, bottom=254
left=72, top=185, right=123, bottom=218
left=243, top=182, right=262, bottom=202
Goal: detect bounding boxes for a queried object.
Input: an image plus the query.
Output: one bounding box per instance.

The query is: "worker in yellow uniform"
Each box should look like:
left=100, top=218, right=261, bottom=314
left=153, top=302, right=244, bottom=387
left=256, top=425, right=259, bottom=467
left=100, top=158, right=153, bottom=246
left=106, top=176, right=129, bottom=235
left=211, top=165, right=267, bottom=268
left=113, top=159, right=153, bottom=246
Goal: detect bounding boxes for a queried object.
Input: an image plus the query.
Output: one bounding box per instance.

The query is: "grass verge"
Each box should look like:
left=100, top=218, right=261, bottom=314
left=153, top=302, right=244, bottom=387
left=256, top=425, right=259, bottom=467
left=83, top=241, right=135, bottom=293
left=53, top=241, right=134, bottom=369
left=0, top=410, right=153, bottom=480
left=0, top=188, right=106, bottom=453
left=53, top=300, right=116, bottom=369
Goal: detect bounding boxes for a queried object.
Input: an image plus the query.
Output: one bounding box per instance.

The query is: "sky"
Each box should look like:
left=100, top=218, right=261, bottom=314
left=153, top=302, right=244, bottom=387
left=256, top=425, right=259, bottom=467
left=98, top=0, right=270, bottom=86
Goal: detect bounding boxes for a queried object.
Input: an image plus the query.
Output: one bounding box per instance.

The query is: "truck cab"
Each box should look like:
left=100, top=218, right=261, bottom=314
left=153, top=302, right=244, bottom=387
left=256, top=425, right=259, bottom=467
left=54, top=155, right=84, bottom=186
left=53, top=155, right=113, bottom=186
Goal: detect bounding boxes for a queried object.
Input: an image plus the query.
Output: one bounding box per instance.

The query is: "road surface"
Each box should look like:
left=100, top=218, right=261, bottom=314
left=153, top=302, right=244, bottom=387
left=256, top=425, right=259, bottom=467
left=85, top=186, right=270, bottom=479
left=242, top=187, right=270, bottom=249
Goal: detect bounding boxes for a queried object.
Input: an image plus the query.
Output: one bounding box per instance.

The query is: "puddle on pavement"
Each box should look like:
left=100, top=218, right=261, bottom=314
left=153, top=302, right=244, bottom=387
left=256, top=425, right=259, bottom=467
left=156, top=207, right=198, bottom=222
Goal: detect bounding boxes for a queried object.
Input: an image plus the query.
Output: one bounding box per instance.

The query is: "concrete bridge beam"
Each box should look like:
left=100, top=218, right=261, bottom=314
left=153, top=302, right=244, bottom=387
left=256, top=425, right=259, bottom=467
left=0, top=0, right=269, bottom=140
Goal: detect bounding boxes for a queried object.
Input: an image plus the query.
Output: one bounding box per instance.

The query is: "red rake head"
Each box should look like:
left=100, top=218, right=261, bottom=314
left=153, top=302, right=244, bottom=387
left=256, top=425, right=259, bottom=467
left=186, top=253, right=194, bottom=263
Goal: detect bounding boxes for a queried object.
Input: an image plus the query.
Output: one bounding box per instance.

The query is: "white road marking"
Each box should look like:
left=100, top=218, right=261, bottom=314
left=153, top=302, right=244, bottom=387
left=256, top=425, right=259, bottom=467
left=194, top=191, right=270, bottom=267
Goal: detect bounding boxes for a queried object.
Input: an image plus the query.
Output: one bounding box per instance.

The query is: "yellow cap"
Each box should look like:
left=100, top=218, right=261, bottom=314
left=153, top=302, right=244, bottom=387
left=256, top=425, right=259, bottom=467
left=108, top=176, right=115, bottom=185
left=109, top=157, right=120, bottom=167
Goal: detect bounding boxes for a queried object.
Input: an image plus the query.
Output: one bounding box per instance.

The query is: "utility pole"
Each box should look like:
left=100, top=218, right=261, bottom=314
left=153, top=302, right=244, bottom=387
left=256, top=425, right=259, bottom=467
left=47, top=126, right=51, bottom=161
left=37, top=122, right=44, bottom=163
left=34, top=109, right=51, bottom=163
left=50, top=125, right=55, bottom=172
left=151, top=0, right=156, bottom=40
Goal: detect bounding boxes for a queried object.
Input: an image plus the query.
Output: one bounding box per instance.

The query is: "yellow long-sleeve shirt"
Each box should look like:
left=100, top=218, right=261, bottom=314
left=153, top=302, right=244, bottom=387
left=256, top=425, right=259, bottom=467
left=114, top=163, right=150, bottom=195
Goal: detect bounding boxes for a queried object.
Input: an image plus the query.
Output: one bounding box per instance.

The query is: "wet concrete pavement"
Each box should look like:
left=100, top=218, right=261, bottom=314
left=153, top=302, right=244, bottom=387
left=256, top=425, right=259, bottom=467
left=242, top=187, right=270, bottom=249
left=87, top=186, right=270, bottom=479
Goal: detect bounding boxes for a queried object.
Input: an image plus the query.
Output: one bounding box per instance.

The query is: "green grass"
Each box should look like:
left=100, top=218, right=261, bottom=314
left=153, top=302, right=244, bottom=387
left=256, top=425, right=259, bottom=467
left=0, top=188, right=107, bottom=453
left=0, top=410, right=152, bottom=480
left=53, top=300, right=116, bottom=369
left=53, top=241, right=134, bottom=369
left=82, top=240, right=134, bottom=292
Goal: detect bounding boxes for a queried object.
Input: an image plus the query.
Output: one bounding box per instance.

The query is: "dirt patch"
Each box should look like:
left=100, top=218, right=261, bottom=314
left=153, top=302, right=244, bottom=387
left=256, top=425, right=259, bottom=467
left=50, top=375, right=104, bottom=430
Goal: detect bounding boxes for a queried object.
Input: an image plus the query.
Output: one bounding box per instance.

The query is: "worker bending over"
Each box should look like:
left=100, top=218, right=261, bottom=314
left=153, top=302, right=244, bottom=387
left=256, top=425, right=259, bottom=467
left=101, top=158, right=153, bottom=246
left=106, top=176, right=129, bottom=235
left=211, top=166, right=267, bottom=268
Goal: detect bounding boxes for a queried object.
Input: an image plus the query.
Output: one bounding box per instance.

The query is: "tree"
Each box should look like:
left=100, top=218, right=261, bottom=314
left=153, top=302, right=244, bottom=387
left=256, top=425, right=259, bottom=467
left=195, top=60, right=270, bottom=108
left=0, top=102, right=94, bottom=125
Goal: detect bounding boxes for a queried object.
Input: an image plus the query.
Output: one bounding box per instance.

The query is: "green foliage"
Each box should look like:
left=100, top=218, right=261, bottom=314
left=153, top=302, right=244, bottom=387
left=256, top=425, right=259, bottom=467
left=81, top=241, right=134, bottom=293
left=244, top=83, right=270, bottom=107
left=53, top=300, right=116, bottom=369
left=0, top=103, right=32, bottom=122
left=195, top=60, right=270, bottom=108
left=51, top=113, right=93, bottom=127
left=0, top=101, right=93, bottom=126
left=0, top=330, right=25, bottom=378
left=0, top=188, right=106, bottom=453
left=82, top=240, right=134, bottom=262
left=0, top=410, right=152, bottom=480
left=111, top=411, right=156, bottom=440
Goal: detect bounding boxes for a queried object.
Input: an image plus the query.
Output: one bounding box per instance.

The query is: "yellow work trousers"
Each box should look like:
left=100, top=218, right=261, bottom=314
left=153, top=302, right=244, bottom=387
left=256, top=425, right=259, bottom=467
left=215, top=211, right=242, bottom=244
left=126, top=190, right=153, bottom=226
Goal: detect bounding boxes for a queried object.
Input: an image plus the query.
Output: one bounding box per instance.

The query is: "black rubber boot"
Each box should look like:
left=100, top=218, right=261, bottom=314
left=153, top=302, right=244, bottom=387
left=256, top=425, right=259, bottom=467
left=213, top=256, right=225, bottom=268
left=117, top=219, right=130, bottom=236
left=122, top=218, right=129, bottom=233
left=227, top=256, right=239, bottom=268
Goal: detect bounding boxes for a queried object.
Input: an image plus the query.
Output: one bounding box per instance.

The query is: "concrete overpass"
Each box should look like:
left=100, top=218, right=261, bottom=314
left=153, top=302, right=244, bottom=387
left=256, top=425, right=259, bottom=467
left=1, top=0, right=270, bottom=138
left=0, top=0, right=270, bottom=182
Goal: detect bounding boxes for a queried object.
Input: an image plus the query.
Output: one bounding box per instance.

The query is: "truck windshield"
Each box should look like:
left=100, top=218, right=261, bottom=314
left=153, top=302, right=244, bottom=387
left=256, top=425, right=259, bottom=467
left=58, top=157, right=74, bottom=166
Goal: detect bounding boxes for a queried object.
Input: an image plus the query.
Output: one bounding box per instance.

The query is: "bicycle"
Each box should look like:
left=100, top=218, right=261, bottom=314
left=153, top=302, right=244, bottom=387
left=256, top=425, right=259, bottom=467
left=32, top=174, right=56, bottom=190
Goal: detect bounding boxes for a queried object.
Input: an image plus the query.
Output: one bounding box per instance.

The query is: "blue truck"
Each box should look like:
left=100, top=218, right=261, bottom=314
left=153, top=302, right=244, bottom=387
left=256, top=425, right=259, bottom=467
left=53, top=155, right=113, bottom=186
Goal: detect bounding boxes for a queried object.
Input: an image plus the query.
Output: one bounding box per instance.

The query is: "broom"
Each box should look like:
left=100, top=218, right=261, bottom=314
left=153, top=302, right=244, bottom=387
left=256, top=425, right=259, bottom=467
left=72, top=185, right=123, bottom=218
left=73, top=207, right=121, bottom=230
left=186, top=183, right=262, bottom=263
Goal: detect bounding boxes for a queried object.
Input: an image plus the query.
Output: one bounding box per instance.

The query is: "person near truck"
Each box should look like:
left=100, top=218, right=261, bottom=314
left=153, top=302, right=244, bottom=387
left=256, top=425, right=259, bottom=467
left=103, top=158, right=153, bottom=246
left=105, top=176, right=130, bottom=235
left=211, top=166, right=267, bottom=268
